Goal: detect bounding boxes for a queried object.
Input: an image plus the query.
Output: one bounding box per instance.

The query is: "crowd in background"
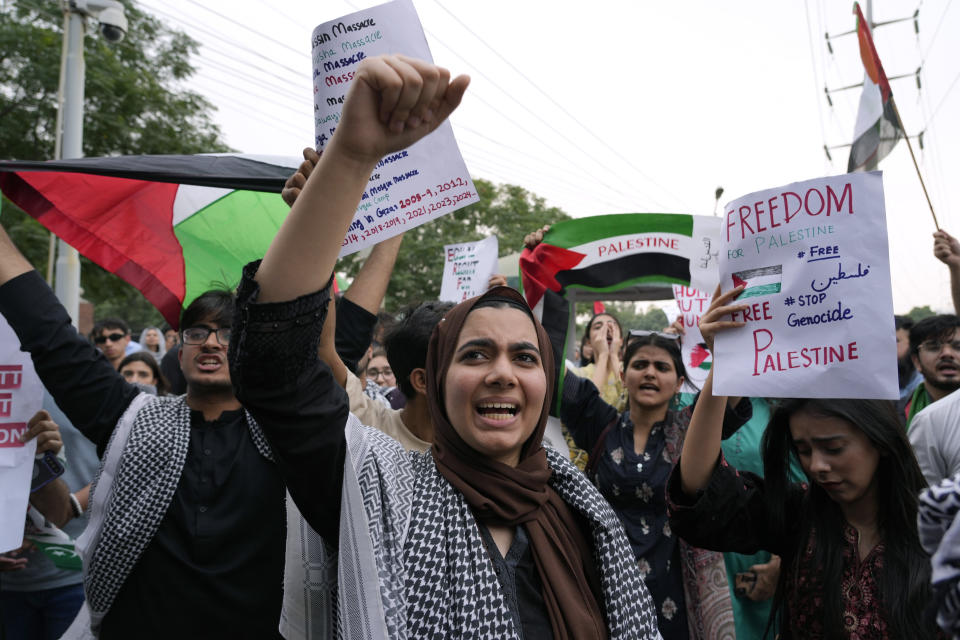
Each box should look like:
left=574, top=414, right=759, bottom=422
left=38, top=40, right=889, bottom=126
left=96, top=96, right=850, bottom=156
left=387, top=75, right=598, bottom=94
left=4, top=54, right=960, bottom=640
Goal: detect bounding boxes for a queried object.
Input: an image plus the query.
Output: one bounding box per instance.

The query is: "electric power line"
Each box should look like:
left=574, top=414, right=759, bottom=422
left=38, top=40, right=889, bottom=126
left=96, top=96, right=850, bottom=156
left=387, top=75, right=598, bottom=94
left=456, top=137, right=632, bottom=214
left=805, top=0, right=833, bottom=169
left=412, top=20, right=683, bottom=211
left=460, top=89, right=666, bottom=210
left=431, top=0, right=694, bottom=212
left=193, top=68, right=310, bottom=120
left=183, top=0, right=311, bottom=62
left=139, top=1, right=307, bottom=81
left=198, top=55, right=309, bottom=106
left=919, top=0, right=953, bottom=65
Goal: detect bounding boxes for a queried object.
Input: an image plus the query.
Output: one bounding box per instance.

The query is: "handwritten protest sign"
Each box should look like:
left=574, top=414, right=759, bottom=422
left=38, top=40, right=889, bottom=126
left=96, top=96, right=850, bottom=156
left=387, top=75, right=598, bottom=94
left=0, top=315, right=43, bottom=553
left=672, top=285, right=713, bottom=389
left=713, top=172, right=897, bottom=399
left=312, top=0, right=479, bottom=257
left=440, top=236, right=499, bottom=302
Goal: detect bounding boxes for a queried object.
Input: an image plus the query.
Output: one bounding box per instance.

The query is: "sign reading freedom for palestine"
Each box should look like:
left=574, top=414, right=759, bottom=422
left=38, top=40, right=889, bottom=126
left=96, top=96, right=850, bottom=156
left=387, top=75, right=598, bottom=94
left=312, top=0, right=479, bottom=257
left=713, top=172, right=898, bottom=399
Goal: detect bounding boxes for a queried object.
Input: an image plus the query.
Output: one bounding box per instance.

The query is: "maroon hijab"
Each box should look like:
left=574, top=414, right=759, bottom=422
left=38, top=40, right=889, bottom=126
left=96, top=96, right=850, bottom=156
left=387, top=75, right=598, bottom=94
left=426, top=286, right=607, bottom=640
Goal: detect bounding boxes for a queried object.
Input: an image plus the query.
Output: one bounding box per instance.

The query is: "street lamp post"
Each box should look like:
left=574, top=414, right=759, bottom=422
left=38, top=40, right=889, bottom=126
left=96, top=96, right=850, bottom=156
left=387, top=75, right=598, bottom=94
left=53, top=0, right=127, bottom=327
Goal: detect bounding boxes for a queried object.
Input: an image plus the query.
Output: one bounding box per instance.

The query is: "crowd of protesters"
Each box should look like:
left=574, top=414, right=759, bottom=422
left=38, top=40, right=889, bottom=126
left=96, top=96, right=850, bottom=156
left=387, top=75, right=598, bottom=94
left=4, top=54, right=960, bottom=640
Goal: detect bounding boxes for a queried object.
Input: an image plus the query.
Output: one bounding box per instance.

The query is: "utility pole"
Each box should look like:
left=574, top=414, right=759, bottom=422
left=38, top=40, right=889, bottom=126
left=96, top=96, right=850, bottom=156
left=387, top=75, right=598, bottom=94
left=53, top=0, right=127, bottom=327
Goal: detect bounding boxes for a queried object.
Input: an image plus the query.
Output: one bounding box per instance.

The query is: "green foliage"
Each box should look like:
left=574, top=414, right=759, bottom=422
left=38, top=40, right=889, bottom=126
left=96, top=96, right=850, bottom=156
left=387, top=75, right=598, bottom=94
left=624, top=303, right=670, bottom=332
left=339, top=178, right=570, bottom=308
left=0, top=0, right=230, bottom=329
left=907, top=305, right=937, bottom=323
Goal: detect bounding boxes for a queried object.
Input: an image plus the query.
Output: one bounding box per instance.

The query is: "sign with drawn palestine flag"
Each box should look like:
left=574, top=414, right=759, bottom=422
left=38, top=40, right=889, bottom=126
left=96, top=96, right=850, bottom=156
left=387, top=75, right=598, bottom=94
left=713, top=172, right=897, bottom=399
left=672, top=285, right=712, bottom=390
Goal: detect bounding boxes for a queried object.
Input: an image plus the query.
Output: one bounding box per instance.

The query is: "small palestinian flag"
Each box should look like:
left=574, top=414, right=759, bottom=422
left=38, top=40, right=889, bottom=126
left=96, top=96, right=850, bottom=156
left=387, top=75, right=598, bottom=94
left=847, top=2, right=902, bottom=172
left=732, top=265, right=782, bottom=299
left=690, top=343, right=712, bottom=370
left=0, top=155, right=297, bottom=328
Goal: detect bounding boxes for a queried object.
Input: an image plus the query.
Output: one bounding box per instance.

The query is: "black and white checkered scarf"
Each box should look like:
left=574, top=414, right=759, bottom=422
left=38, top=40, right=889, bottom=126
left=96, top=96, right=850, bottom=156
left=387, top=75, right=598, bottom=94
left=919, top=472, right=960, bottom=638
left=285, top=414, right=662, bottom=640
left=68, top=393, right=273, bottom=637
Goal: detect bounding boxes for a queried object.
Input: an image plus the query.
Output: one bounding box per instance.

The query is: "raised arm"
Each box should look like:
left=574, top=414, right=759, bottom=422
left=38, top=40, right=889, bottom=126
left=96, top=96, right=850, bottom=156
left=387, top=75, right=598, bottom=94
left=230, top=55, right=467, bottom=541
left=0, top=224, right=34, bottom=284
left=337, top=234, right=405, bottom=372
left=281, top=148, right=406, bottom=381
left=588, top=322, right=621, bottom=393
left=254, top=55, right=468, bottom=303
left=0, top=227, right=136, bottom=451
left=677, top=284, right=746, bottom=496
left=933, top=230, right=960, bottom=315
left=344, top=234, right=404, bottom=314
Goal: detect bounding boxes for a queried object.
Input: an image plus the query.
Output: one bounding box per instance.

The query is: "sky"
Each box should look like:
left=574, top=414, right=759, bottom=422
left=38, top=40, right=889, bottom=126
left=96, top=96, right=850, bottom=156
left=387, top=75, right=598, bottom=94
left=137, top=0, right=960, bottom=315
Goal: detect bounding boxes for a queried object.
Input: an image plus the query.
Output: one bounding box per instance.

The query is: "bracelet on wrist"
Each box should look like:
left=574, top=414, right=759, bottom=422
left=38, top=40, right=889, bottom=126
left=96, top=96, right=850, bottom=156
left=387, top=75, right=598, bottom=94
left=68, top=493, right=83, bottom=519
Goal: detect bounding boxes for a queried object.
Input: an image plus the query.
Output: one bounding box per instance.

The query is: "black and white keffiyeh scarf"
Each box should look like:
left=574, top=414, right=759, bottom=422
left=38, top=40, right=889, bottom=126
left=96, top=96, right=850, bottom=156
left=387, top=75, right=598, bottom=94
left=283, top=414, right=662, bottom=640
left=919, top=472, right=960, bottom=638
left=63, top=393, right=273, bottom=638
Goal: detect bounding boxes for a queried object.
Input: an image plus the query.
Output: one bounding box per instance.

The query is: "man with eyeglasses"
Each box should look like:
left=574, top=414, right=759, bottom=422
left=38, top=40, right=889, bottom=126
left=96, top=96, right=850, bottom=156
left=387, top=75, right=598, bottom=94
left=0, top=225, right=286, bottom=639
left=907, top=315, right=960, bottom=483
left=904, top=314, right=960, bottom=430
left=91, top=319, right=132, bottom=370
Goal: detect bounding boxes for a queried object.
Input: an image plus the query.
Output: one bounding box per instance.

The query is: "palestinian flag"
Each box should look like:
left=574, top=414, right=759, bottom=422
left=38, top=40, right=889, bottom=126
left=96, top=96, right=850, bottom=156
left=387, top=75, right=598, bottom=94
left=519, top=213, right=719, bottom=406
left=847, top=2, right=903, bottom=172
left=732, top=265, right=782, bottom=299
left=0, top=155, right=298, bottom=328
left=690, top=343, right=712, bottom=370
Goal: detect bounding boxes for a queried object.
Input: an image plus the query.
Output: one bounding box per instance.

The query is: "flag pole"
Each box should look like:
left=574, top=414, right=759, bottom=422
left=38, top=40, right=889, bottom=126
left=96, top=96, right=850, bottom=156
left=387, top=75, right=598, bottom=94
left=889, top=96, right=940, bottom=230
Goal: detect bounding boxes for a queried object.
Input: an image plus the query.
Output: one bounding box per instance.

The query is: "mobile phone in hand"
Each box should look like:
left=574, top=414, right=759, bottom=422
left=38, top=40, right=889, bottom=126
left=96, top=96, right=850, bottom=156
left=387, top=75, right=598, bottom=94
left=31, top=451, right=65, bottom=492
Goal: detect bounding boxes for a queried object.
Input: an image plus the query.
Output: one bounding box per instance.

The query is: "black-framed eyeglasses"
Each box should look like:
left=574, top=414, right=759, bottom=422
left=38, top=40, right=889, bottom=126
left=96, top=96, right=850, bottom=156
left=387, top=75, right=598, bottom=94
left=94, top=332, right=127, bottom=344
left=181, top=326, right=232, bottom=345
left=627, top=329, right=680, bottom=342
left=919, top=339, right=960, bottom=354
left=366, top=367, right=393, bottom=379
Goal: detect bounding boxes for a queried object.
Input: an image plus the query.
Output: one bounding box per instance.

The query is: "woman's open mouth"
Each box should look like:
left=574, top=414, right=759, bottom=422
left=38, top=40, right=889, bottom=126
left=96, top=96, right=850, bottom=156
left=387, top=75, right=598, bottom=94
left=476, top=402, right=518, bottom=421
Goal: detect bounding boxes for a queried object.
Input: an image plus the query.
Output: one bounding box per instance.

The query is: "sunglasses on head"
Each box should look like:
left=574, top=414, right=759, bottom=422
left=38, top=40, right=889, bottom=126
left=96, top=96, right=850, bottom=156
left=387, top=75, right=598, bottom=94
left=627, top=330, right=680, bottom=342
left=94, top=332, right=126, bottom=344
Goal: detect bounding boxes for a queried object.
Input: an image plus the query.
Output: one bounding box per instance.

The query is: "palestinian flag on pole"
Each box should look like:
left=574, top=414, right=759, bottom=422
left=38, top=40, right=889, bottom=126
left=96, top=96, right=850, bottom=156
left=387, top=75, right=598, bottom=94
left=520, top=213, right=719, bottom=406
left=0, top=154, right=298, bottom=328
left=847, top=2, right=903, bottom=172
left=732, top=264, right=782, bottom=299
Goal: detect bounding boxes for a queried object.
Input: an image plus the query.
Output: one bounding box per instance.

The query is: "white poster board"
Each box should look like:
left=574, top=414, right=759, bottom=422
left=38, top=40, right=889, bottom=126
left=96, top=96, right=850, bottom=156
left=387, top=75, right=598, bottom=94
left=672, top=285, right=713, bottom=390
left=0, top=315, right=43, bottom=553
left=440, top=236, right=499, bottom=303
left=312, top=0, right=480, bottom=257
left=713, top=172, right=897, bottom=399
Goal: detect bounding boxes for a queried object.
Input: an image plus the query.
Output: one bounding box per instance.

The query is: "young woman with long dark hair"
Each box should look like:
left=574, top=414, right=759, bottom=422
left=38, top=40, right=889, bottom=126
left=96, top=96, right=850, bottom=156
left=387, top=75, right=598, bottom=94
left=561, top=330, right=749, bottom=638
left=670, top=285, right=937, bottom=639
